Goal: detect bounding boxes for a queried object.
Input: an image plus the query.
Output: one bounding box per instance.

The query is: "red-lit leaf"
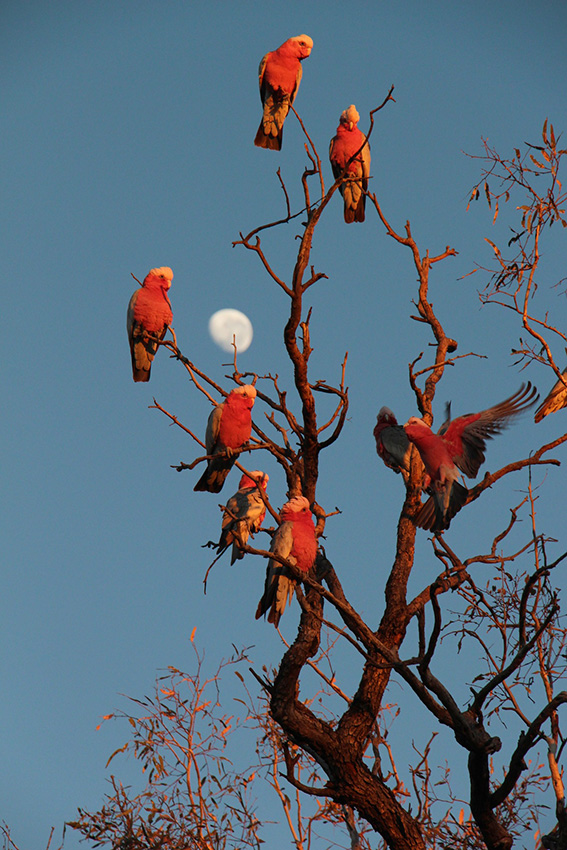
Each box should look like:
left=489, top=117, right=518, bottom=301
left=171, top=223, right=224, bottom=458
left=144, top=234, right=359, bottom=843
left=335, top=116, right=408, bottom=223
left=105, top=743, right=128, bottom=767
left=485, top=238, right=503, bottom=261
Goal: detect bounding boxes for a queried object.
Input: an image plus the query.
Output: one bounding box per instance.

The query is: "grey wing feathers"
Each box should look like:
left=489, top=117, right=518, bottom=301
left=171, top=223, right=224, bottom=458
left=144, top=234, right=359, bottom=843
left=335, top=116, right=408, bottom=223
left=290, top=64, right=302, bottom=104
left=126, top=290, right=137, bottom=338
left=205, top=405, right=223, bottom=455
left=193, top=404, right=228, bottom=492
left=256, top=522, right=295, bottom=625
left=437, top=402, right=452, bottom=436
left=382, top=426, right=410, bottom=468
left=271, top=521, right=294, bottom=558
left=468, top=383, right=537, bottom=435
left=329, top=138, right=342, bottom=180
left=258, top=54, right=268, bottom=100
left=455, top=383, right=538, bottom=477
left=218, top=489, right=264, bottom=564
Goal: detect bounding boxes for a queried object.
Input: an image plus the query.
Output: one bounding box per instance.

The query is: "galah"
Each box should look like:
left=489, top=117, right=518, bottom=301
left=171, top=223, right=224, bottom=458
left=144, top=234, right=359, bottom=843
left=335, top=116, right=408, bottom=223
left=256, top=496, right=317, bottom=627
left=374, top=407, right=412, bottom=481
left=254, top=34, right=313, bottom=151
left=534, top=367, right=567, bottom=422
left=217, top=471, right=269, bottom=565
left=329, top=105, right=371, bottom=223
left=127, top=267, right=173, bottom=382
left=404, top=383, right=538, bottom=532
left=194, top=385, right=257, bottom=493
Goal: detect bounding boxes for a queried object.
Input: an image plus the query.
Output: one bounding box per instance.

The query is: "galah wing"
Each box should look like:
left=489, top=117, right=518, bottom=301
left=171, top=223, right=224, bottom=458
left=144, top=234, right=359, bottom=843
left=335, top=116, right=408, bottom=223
left=254, top=34, right=313, bottom=151
left=217, top=471, right=269, bottom=565
left=404, top=382, right=538, bottom=532
left=440, top=383, right=538, bottom=477
left=374, top=406, right=411, bottom=480
left=534, top=368, right=567, bottom=423
left=329, top=105, right=371, bottom=223
left=194, top=385, right=257, bottom=493
left=127, top=267, right=173, bottom=382
left=256, top=497, right=317, bottom=627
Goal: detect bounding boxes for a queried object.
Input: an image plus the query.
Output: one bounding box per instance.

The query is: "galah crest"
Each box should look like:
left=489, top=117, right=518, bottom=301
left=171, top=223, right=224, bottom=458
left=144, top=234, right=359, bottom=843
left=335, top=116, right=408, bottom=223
left=217, top=471, right=269, bottom=565
left=404, top=383, right=538, bottom=532
left=374, top=406, right=412, bottom=481
left=127, top=267, right=173, bottom=382
left=256, top=496, right=317, bottom=627
left=329, top=105, right=371, bottom=223
left=194, top=385, right=257, bottom=493
left=254, top=34, right=313, bottom=151
left=534, top=367, right=567, bottom=422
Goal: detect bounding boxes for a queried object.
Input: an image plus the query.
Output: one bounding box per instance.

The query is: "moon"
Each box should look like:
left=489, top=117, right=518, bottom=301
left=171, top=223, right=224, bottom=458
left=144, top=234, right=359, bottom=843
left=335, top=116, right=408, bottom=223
left=208, top=308, right=253, bottom=353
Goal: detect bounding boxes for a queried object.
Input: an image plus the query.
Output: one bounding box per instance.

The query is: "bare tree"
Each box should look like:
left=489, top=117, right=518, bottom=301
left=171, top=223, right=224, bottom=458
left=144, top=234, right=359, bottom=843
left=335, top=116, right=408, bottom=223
left=70, top=105, right=567, bottom=850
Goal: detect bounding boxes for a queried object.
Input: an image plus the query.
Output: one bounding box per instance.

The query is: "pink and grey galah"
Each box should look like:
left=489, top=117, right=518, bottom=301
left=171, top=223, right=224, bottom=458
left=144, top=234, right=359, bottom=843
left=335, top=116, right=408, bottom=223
left=374, top=407, right=412, bottom=481
left=404, top=383, right=538, bottom=533
left=127, top=267, right=173, bottom=382
left=534, top=367, right=567, bottom=423
left=256, top=496, right=317, bottom=627
left=217, top=471, right=269, bottom=565
left=254, top=34, right=313, bottom=151
left=329, top=105, right=371, bottom=223
left=194, top=385, right=257, bottom=494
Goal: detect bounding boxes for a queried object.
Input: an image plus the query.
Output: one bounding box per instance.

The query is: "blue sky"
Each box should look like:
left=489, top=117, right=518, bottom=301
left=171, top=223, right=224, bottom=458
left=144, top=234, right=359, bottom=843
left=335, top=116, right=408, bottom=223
left=3, top=1, right=567, bottom=847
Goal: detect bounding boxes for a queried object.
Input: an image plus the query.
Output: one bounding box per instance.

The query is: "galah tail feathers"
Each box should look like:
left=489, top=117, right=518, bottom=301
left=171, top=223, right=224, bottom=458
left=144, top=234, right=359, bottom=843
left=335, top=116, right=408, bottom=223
left=256, top=496, right=317, bottom=627
left=329, top=104, right=371, bottom=223
left=217, top=471, right=269, bottom=565
left=127, top=267, right=173, bottom=382
left=254, top=34, right=313, bottom=151
left=374, top=406, right=412, bottom=481
left=404, top=382, right=539, bottom=532
left=534, top=367, right=567, bottom=423
left=194, top=385, right=257, bottom=494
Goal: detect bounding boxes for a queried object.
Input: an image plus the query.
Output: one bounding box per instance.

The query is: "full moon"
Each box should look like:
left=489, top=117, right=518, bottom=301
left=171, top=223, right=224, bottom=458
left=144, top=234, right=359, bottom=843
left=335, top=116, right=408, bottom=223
left=208, top=308, right=253, bottom=353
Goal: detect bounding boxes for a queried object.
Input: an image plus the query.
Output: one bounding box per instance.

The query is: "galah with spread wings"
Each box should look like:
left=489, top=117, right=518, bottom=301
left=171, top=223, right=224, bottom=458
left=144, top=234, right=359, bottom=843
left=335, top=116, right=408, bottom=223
left=534, top=367, right=567, bottom=422
left=374, top=407, right=412, bottom=481
left=256, top=496, right=317, bottom=627
left=194, top=385, right=257, bottom=493
left=217, top=471, right=269, bottom=565
left=127, top=267, right=173, bottom=382
left=329, top=105, right=371, bottom=223
left=254, top=34, right=313, bottom=151
left=404, top=383, right=538, bottom=532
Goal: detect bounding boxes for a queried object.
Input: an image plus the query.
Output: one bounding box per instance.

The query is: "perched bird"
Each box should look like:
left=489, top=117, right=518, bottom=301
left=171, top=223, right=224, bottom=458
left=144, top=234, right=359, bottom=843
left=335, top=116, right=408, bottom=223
left=404, top=383, right=538, bottom=532
left=256, top=496, right=317, bottom=627
left=217, top=471, right=269, bottom=565
left=127, top=267, right=173, bottom=382
left=254, top=34, right=313, bottom=151
left=534, top=367, right=567, bottom=423
left=194, top=385, right=257, bottom=493
left=329, top=105, right=371, bottom=223
left=374, top=406, right=412, bottom=481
